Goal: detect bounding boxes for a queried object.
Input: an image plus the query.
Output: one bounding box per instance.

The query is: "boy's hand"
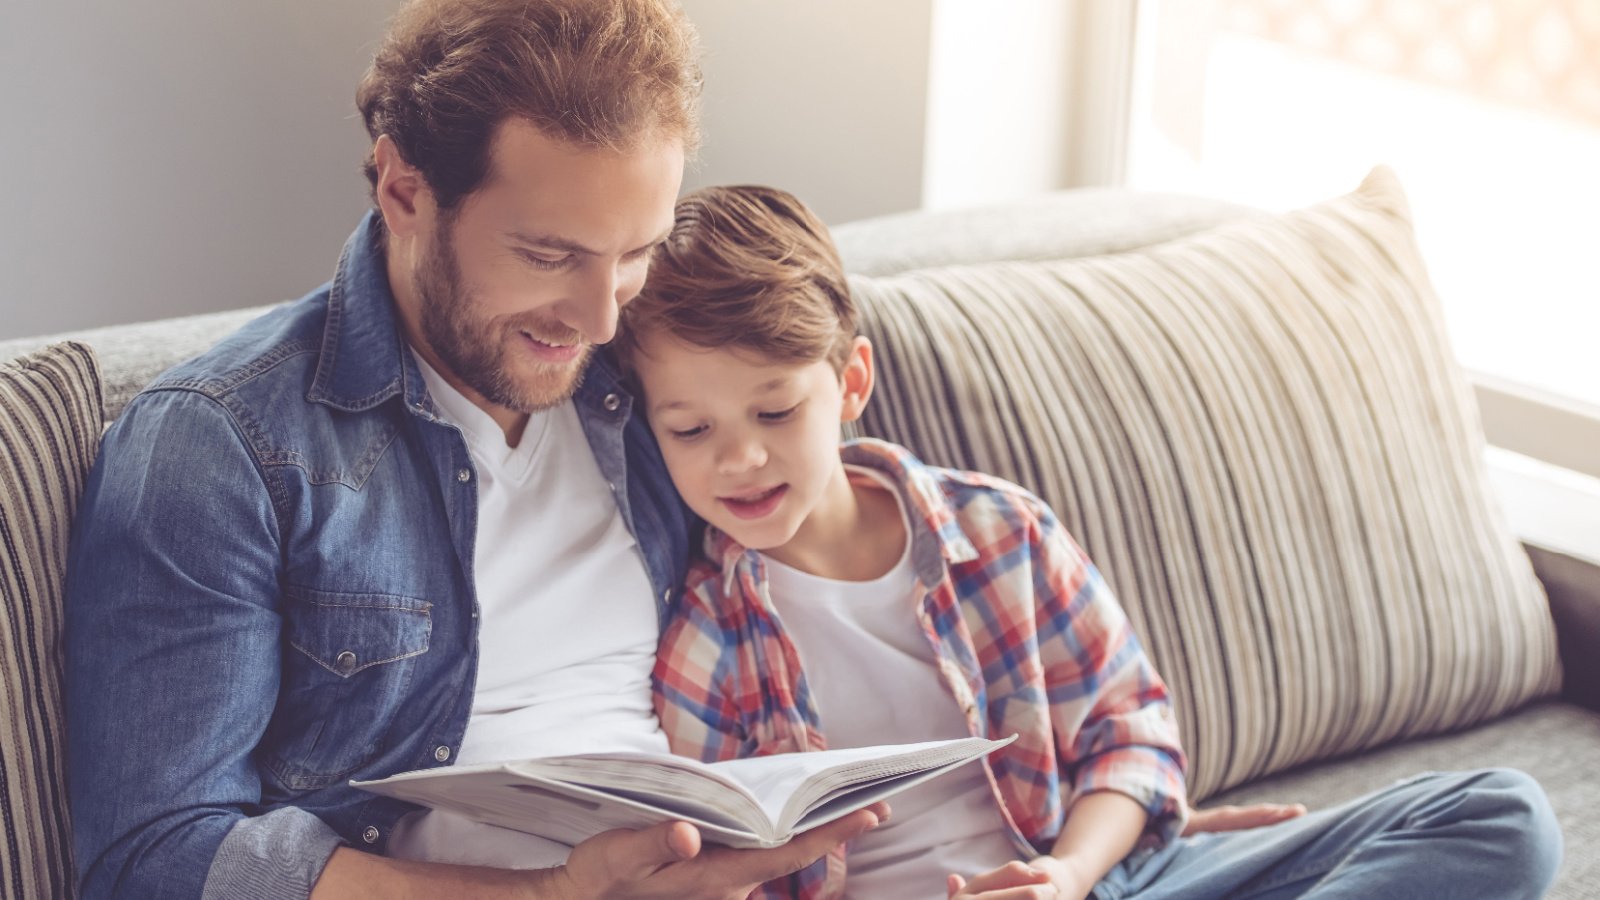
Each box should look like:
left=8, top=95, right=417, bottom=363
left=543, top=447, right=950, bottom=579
left=1182, top=801, right=1307, bottom=836
left=945, top=856, right=1093, bottom=900
left=556, top=803, right=888, bottom=899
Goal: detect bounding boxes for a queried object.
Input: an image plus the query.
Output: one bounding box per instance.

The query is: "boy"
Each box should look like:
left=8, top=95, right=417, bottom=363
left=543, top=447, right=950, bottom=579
left=615, top=186, right=1560, bottom=899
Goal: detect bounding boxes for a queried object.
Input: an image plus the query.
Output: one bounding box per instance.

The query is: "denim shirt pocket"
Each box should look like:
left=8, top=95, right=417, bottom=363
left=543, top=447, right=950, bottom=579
left=260, top=586, right=432, bottom=791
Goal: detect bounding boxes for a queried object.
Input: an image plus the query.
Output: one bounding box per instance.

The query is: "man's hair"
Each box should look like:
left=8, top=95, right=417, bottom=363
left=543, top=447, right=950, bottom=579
left=356, top=0, right=702, bottom=211
left=615, top=185, right=857, bottom=375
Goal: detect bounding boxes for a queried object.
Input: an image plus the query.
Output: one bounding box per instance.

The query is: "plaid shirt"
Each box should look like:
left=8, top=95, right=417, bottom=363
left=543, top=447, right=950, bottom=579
left=653, top=439, right=1188, bottom=899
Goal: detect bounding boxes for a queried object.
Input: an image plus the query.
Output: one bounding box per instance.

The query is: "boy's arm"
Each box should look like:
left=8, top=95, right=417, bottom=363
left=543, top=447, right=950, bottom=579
left=1028, top=504, right=1188, bottom=848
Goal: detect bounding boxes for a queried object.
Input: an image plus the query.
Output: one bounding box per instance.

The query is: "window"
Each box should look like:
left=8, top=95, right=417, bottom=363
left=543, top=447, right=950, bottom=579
left=1126, top=0, right=1600, bottom=412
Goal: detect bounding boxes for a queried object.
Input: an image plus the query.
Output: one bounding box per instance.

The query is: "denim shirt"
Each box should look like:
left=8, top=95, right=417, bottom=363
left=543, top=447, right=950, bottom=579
left=63, top=212, right=691, bottom=900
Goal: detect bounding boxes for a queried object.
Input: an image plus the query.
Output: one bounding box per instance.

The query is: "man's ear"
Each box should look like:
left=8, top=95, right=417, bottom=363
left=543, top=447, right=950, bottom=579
left=372, top=135, right=433, bottom=239
left=839, top=336, right=875, bottom=424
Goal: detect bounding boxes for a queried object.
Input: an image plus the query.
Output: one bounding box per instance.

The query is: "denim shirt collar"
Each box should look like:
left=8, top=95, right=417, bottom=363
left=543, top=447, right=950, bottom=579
left=305, top=210, right=414, bottom=412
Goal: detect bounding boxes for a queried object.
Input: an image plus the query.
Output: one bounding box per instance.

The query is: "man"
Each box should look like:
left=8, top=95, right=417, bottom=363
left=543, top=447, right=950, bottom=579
left=64, top=1, right=883, bottom=897
left=65, top=2, right=1293, bottom=897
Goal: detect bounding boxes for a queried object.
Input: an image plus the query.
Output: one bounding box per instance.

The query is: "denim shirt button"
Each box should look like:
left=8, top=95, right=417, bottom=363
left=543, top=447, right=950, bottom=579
left=456, top=468, right=472, bottom=483
left=434, top=745, right=451, bottom=763
left=362, top=825, right=380, bottom=844
left=602, top=393, right=621, bottom=412
left=335, top=650, right=357, bottom=676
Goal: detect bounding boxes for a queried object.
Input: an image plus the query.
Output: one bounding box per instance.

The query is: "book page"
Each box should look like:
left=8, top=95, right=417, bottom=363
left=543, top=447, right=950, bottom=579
left=712, top=736, right=1014, bottom=827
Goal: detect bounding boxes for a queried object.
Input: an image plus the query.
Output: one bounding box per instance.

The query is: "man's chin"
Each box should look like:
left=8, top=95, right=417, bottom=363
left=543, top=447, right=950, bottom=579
left=504, top=350, right=591, bottom=412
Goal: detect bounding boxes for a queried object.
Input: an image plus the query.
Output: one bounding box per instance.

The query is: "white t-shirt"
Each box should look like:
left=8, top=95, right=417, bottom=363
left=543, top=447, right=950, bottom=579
left=763, top=467, right=1021, bottom=899
left=386, top=353, right=669, bottom=869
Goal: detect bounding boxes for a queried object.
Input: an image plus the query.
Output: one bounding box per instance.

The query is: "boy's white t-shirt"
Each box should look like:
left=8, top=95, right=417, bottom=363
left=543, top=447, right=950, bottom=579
left=386, top=352, right=669, bottom=869
left=762, top=466, right=1021, bottom=899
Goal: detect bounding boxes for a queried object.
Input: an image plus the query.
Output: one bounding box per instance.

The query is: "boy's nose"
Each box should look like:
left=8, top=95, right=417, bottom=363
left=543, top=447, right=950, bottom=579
left=715, top=434, right=767, bottom=474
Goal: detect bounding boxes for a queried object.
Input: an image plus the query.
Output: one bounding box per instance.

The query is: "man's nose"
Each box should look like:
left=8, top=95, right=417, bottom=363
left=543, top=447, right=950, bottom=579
left=563, top=263, right=623, bottom=344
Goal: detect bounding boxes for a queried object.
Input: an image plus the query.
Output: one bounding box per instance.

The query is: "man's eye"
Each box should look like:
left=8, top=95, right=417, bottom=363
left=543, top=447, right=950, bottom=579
left=670, top=425, right=707, bottom=440
left=519, top=251, right=571, bottom=271
left=758, top=404, right=800, bottom=422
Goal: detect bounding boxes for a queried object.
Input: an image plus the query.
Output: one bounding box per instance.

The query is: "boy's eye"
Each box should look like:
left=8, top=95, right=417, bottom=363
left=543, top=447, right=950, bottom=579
left=752, top=405, right=796, bottom=422
left=669, top=424, right=707, bottom=440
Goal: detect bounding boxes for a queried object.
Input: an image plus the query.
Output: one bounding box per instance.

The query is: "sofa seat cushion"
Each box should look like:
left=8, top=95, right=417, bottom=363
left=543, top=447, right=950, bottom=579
left=847, top=166, right=1562, bottom=802
left=0, top=340, right=104, bottom=899
left=1209, top=701, right=1599, bottom=899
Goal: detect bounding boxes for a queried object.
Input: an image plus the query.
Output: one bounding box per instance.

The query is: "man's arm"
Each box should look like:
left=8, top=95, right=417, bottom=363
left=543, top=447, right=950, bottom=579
left=66, top=390, right=352, bottom=897
left=311, top=810, right=887, bottom=899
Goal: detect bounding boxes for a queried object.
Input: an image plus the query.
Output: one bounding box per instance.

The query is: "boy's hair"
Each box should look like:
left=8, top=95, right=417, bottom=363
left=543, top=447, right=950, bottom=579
left=356, top=0, right=702, bottom=212
left=616, top=185, right=857, bottom=373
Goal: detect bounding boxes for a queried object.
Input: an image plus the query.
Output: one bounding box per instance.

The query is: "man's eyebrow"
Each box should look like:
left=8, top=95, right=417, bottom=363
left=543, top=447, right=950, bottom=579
left=508, top=231, right=597, bottom=256
left=508, top=228, right=673, bottom=258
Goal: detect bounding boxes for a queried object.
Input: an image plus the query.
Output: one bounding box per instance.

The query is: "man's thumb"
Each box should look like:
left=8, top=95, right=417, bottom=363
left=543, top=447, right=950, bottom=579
left=632, top=820, right=702, bottom=869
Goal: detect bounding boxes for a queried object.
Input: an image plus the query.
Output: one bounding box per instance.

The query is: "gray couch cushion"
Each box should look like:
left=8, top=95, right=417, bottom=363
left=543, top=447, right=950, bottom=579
left=0, top=341, right=104, bottom=900
left=0, top=304, right=281, bottom=422
left=847, top=167, right=1561, bottom=802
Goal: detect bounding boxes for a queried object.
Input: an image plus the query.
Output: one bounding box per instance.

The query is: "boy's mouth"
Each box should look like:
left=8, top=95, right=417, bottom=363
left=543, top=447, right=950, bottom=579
left=719, top=484, right=788, bottom=520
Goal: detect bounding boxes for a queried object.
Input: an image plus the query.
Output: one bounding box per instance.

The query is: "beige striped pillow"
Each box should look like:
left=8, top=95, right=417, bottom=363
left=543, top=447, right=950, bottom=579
left=0, top=341, right=102, bottom=899
left=848, top=167, right=1561, bottom=801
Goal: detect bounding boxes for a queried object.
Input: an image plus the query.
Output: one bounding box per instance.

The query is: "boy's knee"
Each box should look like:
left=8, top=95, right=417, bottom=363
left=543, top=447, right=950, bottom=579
left=1463, top=768, right=1562, bottom=892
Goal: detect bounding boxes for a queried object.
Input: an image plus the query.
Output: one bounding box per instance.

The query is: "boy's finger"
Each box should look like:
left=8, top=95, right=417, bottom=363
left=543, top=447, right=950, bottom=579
left=1183, top=802, right=1307, bottom=835
left=957, top=860, right=1052, bottom=893
left=948, top=873, right=967, bottom=898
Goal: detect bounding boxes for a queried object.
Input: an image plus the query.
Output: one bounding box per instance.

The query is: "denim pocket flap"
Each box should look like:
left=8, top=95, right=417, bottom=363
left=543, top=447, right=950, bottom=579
left=286, top=587, right=432, bottom=677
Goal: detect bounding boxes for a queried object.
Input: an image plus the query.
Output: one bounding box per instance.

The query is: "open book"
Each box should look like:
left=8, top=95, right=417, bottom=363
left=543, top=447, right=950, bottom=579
left=352, top=734, right=1015, bottom=849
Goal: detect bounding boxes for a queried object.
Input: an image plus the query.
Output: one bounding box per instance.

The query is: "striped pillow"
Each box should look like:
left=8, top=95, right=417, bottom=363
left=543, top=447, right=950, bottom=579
left=847, top=167, right=1561, bottom=801
left=0, top=341, right=102, bottom=899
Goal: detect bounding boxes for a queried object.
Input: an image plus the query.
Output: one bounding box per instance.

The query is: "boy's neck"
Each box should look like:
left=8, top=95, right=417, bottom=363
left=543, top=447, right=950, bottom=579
left=761, top=466, right=908, bottom=582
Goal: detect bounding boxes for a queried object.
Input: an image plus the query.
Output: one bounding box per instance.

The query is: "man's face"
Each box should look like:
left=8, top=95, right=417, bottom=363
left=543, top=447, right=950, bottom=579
left=410, top=120, right=684, bottom=413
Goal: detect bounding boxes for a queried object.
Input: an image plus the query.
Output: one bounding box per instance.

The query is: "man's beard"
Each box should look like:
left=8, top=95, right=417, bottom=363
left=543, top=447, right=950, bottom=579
left=415, top=217, right=591, bottom=414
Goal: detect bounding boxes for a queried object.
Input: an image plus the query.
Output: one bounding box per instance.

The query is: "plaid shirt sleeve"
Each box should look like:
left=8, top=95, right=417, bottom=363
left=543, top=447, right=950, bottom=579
left=654, top=568, right=750, bottom=766
left=1026, top=500, right=1189, bottom=849
left=654, top=569, right=835, bottom=900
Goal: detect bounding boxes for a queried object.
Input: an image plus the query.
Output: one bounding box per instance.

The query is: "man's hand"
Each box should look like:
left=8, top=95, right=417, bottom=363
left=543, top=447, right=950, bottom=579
left=1181, top=801, right=1307, bottom=836
left=555, top=802, right=889, bottom=899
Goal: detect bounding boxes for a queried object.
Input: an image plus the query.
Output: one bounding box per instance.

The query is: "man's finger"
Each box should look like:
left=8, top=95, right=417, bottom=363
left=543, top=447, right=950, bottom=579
left=616, top=820, right=703, bottom=876
left=706, top=803, right=887, bottom=887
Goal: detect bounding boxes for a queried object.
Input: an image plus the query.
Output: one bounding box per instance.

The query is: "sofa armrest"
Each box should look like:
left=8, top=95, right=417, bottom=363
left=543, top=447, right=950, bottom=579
left=1527, top=544, right=1600, bottom=712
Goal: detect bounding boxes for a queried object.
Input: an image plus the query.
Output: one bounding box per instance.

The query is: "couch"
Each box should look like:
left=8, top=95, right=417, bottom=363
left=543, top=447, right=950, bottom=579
left=3, top=167, right=1596, bottom=898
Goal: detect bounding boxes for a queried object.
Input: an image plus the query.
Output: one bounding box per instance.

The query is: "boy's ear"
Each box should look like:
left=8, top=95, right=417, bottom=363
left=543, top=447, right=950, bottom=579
left=839, top=336, right=875, bottom=424
left=372, top=135, right=434, bottom=240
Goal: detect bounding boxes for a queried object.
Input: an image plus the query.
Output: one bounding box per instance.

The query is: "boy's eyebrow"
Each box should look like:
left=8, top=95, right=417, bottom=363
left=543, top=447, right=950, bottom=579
left=649, top=377, right=790, bottom=416
left=508, top=228, right=671, bottom=258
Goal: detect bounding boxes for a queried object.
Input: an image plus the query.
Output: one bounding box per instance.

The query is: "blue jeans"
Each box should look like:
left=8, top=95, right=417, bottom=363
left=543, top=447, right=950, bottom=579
left=1093, top=769, right=1561, bottom=900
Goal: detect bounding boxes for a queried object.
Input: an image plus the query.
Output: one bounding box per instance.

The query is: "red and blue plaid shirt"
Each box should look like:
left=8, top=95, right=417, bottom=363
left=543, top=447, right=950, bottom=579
left=653, top=439, right=1188, bottom=899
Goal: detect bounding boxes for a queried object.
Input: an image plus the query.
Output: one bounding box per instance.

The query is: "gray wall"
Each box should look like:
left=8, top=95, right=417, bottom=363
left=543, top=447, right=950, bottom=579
left=0, top=1, right=937, bottom=341
left=1, top=1, right=396, bottom=340
left=678, top=0, right=933, bottom=227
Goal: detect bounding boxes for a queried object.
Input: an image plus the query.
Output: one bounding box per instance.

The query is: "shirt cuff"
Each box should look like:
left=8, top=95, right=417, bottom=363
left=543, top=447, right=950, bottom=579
left=1073, top=745, right=1189, bottom=850
left=200, top=807, right=346, bottom=900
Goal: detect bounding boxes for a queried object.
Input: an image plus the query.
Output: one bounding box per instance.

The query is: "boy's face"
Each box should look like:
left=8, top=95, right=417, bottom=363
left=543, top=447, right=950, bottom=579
left=634, top=333, right=873, bottom=554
